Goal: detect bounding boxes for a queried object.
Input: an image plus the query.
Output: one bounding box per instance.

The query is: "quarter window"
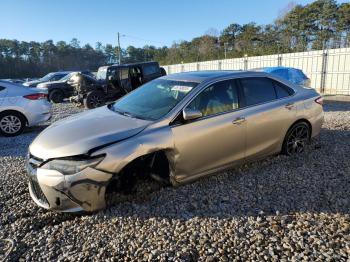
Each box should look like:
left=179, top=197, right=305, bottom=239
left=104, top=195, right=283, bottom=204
left=188, top=80, right=240, bottom=117
left=240, top=77, right=276, bottom=106
left=274, top=81, right=293, bottom=98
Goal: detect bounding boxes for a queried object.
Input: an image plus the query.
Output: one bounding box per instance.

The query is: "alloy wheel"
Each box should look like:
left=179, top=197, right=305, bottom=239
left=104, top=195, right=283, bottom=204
left=90, top=95, right=102, bottom=108
left=0, top=115, right=22, bottom=134
left=286, top=124, right=310, bottom=155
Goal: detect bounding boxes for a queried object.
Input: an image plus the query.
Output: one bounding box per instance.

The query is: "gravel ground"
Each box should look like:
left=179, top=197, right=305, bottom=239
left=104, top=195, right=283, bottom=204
left=0, top=101, right=349, bottom=261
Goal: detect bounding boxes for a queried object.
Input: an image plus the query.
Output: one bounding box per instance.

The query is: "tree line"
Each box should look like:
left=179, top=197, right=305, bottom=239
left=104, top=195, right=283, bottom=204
left=0, top=0, right=349, bottom=78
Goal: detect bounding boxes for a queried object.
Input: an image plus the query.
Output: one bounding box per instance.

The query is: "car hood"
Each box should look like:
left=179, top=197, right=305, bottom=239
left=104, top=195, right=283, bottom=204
left=29, top=106, right=152, bottom=160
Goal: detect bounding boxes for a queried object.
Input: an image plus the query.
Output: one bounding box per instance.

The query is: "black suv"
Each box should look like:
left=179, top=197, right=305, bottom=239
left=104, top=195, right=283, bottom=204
left=71, top=61, right=166, bottom=109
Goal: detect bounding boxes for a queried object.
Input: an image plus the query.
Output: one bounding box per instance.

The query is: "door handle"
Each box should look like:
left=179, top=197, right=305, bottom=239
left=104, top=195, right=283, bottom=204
left=285, top=102, right=295, bottom=110
left=232, top=117, right=246, bottom=125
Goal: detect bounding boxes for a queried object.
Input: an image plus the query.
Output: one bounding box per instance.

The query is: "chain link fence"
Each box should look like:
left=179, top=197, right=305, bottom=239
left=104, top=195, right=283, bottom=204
left=162, top=47, right=350, bottom=95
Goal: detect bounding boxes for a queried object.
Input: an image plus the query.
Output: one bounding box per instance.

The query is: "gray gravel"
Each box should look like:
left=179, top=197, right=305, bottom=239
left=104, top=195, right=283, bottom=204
left=1, top=101, right=350, bottom=261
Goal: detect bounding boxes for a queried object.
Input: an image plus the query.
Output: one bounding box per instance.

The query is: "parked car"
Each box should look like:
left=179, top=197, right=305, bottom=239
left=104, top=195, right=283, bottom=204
left=255, top=67, right=311, bottom=87
left=26, top=71, right=324, bottom=212
left=70, top=61, right=166, bottom=109
left=23, top=71, right=72, bottom=87
left=37, top=71, right=95, bottom=103
left=0, top=81, right=52, bottom=136
left=0, top=79, right=25, bottom=84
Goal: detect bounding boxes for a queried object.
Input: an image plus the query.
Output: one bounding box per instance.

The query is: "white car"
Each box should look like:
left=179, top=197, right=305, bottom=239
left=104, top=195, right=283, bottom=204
left=0, top=81, right=52, bottom=136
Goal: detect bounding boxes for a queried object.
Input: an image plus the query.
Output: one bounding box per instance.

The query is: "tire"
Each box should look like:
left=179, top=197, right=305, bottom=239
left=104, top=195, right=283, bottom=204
left=0, top=111, right=26, bottom=137
left=49, top=89, right=64, bottom=103
left=282, top=121, right=311, bottom=156
left=83, top=90, right=105, bottom=109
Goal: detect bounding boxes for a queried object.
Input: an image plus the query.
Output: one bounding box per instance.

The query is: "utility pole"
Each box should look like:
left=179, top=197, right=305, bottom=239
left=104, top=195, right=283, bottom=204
left=117, top=32, right=121, bottom=64
left=224, top=43, right=228, bottom=59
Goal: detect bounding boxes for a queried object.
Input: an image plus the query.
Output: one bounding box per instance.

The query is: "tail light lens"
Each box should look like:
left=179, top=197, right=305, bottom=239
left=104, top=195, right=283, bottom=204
left=23, top=93, right=48, bottom=100
left=315, top=96, right=324, bottom=106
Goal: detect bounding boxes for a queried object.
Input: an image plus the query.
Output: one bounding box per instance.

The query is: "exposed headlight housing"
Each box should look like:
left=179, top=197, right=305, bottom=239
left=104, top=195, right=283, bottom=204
left=41, top=155, right=105, bottom=175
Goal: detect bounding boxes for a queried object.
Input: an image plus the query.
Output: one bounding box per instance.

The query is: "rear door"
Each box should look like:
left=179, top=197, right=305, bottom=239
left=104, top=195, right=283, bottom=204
left=171, top=79, right=246, bottom=182
left=238, top=77, right=297, bottom=159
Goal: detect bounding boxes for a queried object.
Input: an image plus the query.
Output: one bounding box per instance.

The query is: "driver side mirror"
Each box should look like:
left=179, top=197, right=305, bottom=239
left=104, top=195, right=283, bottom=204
left=183, top=108, right=202, bottom=121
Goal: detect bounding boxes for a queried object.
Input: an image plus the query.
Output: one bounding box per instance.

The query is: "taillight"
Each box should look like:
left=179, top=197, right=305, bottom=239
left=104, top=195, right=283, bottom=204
left=23, top=93, right=48, bottom=100
left=315, top=96, right=324, bottom=105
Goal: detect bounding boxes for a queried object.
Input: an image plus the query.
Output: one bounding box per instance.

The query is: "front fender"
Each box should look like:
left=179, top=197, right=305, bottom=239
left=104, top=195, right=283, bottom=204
left=93, top=125, right=176, bottom=175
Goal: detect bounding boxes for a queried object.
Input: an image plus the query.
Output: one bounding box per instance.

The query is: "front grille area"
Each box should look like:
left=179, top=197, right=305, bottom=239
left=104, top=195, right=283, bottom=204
left=30, top=179, right=49, bottom=206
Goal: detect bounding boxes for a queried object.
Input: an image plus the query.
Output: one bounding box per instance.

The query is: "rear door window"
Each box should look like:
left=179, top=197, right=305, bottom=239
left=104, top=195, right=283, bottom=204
left=239, top=77, right=277, bottom=106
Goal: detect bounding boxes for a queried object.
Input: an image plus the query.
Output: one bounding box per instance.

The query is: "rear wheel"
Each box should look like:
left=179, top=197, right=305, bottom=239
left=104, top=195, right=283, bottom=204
left=0, top=111, right=26, bottom=137
left=282, top=122, right=310, bottom=155
left=83, top=90, right=105, bottom=109
left=49, top=89, right=64, bottom=103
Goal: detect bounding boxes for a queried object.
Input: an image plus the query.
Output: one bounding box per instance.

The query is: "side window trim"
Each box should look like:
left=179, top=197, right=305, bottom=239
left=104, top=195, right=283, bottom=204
left=238, top=77, right=295, bottom=109
left=171, top=79, right=243, bottom=125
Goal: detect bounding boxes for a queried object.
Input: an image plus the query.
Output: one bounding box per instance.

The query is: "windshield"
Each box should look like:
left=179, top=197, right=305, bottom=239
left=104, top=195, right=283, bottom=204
left=111, top=79, right=198, bottom=120
left=40, top=73, right=55, bottom=82
left=97, top=67, right=107, bottom=80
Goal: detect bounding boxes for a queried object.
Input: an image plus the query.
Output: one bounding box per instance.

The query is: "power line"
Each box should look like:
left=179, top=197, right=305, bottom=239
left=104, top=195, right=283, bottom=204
left=121, top=34, right=168, bottom=46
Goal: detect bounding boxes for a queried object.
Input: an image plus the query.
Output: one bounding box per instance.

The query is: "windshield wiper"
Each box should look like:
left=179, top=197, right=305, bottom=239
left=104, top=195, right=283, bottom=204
left=108, top=104, right=152, bottom=121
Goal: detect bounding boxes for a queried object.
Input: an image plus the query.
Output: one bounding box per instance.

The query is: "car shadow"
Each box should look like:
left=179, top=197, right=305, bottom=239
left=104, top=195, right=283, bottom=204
left=323, top=101, right=350, bottom=112
left=101, top=127, right=350, bottom=220
left=0, top=125, right=48, bottom=157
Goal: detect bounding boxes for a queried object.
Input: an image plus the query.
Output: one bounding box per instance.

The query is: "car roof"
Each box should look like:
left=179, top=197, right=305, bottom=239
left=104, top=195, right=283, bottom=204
left=99, top=61, right=159, bottom=70
left=254, top=66, right=300, bottom=73
left=53, top=71, right=72, bottom=75
left=162, top=70, right=277, bottom=83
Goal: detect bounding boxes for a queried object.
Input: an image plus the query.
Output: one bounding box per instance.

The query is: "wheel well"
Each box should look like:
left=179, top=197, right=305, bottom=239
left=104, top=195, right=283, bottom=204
left=106, top=151, right=170, bottom=194
left=0, top=110, right=28, bottom=125
left=289, top=119, right=312, bottom=138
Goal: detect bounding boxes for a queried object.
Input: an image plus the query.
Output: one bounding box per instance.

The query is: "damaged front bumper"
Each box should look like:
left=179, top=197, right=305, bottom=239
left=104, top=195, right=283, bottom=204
left=26, top=161, right=113, bottom=212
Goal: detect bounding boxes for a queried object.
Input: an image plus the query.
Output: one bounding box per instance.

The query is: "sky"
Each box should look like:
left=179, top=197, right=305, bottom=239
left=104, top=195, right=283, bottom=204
left=0, top=0, right=347, bottom=48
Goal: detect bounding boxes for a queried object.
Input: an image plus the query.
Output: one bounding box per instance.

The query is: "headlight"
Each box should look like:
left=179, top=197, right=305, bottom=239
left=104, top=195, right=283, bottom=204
left=41, top=155, right=105, bottom=175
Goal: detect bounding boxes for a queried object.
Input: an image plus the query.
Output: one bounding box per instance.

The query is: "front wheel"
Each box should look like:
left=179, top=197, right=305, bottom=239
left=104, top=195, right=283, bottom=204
left=49, top=89, right=64, bottom=103
left=282, top=122, right=311, bottom=155
left=83, top=90, right=105, bottom=109
left=0, top=111, right=26, bottom=137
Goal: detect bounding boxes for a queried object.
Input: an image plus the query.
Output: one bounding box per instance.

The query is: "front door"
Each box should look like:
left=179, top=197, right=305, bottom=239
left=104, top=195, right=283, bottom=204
left=119, top=68, right=132, bottom=93
left=171, top=79, right=246, bottom=182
